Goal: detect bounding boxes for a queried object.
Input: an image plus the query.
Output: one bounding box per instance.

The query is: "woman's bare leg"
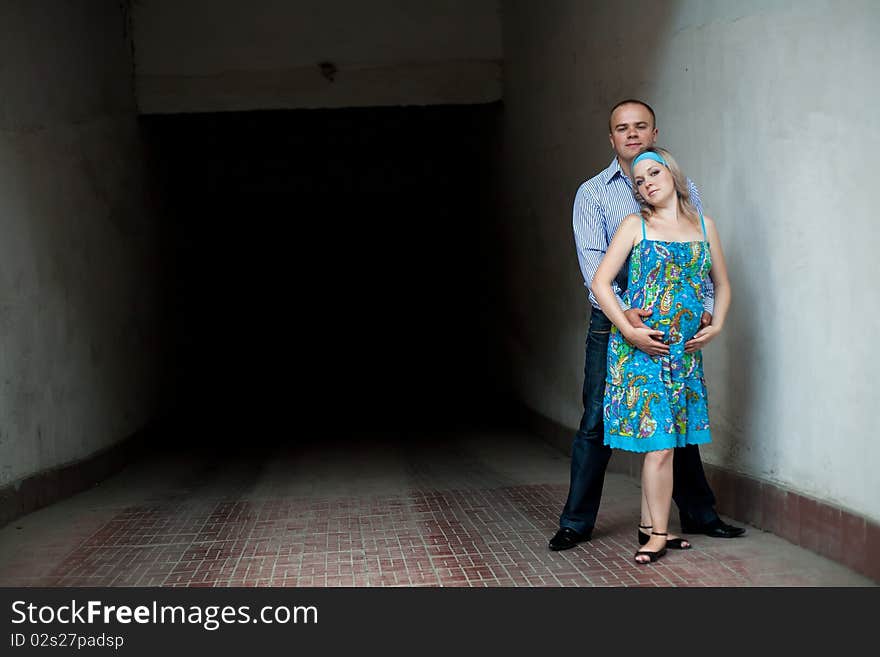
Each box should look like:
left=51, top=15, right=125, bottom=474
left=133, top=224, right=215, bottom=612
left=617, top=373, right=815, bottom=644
left=638, top=448, right=674, bottom=562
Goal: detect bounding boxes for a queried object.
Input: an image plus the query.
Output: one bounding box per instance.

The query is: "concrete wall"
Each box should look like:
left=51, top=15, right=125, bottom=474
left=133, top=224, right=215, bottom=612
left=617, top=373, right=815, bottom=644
left=499, top=0, right=880, bottom=522
left=133, top=0, right=503, bottom=113
left=0, top=1, right=165, bottom=487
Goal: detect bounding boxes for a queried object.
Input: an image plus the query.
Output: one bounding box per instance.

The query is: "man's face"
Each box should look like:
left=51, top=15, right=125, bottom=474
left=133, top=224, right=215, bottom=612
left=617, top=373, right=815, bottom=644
left=608, top=104, right=658, bottom=163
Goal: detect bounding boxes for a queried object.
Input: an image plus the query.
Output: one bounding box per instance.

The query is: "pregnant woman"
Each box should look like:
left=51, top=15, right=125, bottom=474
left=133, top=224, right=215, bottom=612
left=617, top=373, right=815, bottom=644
left=591, top=147, right=732, bottom=564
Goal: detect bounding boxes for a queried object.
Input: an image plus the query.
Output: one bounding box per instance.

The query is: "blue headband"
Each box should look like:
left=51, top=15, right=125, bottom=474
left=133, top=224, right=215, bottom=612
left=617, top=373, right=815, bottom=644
left=631, top=151, right=668, bottom=172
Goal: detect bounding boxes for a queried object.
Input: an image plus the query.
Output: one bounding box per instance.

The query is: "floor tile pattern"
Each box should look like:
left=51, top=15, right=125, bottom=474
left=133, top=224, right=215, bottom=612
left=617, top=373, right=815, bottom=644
left=0, top=432, right=873, bottom=587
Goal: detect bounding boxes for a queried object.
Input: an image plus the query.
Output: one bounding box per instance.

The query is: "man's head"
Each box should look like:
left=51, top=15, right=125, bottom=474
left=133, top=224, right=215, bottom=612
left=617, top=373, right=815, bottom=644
left=608, top=100, right=658, bottom=165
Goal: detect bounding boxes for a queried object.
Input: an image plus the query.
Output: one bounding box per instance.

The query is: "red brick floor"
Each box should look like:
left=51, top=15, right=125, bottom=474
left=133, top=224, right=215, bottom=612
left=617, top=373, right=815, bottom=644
left=0, top=430, right=873, bottom=587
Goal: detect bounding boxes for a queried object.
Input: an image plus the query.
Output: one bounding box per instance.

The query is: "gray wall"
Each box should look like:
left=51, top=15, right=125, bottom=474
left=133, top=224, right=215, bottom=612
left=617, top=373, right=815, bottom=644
left=499, top=0, right=880, bottom=522
left=133, top=0, right=503, bottom=113
left=0, top=1, right=165, bottom=486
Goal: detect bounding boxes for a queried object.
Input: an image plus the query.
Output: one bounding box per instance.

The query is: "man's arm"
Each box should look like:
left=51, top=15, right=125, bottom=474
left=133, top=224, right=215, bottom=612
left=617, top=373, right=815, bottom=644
left=572, top=184, right=629, bottom=311
left=688, top=180, right=715, bottom=316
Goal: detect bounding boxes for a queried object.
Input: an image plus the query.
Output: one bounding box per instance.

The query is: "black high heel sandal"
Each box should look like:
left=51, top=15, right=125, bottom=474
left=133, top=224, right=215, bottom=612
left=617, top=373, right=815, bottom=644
left=638, top=524, right=691, bottom=549
left=634, top=531, right=668, bottom=564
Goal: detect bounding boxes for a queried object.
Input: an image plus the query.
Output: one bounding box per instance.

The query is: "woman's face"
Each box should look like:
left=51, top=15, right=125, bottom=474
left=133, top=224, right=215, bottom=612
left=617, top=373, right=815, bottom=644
left=633, top=160, right=674, bottom=205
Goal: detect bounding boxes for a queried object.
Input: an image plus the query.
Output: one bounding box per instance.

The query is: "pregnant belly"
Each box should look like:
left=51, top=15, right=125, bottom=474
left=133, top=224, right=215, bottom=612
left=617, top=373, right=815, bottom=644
left=644, top=295, right=703, bottom=344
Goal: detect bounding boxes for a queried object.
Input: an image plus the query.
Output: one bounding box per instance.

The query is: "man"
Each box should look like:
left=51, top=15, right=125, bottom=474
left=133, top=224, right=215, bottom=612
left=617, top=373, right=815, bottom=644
left=548, top=99, right=744, bottom=551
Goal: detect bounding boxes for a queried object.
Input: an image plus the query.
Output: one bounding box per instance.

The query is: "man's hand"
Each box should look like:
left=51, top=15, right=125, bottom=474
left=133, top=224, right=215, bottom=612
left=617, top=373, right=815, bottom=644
left=623, top=307, right=653, bottom=330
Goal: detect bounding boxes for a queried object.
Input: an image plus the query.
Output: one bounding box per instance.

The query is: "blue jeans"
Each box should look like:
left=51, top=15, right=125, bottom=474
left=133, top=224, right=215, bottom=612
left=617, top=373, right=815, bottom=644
left=559, top=309, right=719, bottom=534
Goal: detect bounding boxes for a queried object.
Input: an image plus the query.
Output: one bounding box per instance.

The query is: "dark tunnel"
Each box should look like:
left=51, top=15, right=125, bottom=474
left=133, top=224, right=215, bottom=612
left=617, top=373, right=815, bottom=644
left=143, top=103, right=511, bottom=446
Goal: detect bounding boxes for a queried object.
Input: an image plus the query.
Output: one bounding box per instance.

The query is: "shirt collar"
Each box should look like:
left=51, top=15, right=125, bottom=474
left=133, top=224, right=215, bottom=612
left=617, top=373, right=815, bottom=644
left=602, top=157, right=628, bottom=185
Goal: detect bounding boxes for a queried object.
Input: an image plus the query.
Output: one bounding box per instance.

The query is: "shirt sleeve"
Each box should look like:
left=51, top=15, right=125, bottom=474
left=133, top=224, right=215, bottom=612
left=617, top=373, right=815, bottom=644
left=573, top=184, right=629, bottom=311
left=688, top=179, right=715, bottom=315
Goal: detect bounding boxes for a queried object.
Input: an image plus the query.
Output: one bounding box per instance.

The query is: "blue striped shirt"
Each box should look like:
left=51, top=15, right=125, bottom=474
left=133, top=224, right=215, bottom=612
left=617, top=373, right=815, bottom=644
left=573, top=157, right=714, bottom=314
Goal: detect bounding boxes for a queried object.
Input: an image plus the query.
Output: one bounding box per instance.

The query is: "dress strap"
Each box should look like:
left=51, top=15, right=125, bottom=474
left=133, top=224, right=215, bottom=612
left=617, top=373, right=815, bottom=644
left=699, top=212, right=707, bottom=241
left=641, top=215, right=647, bottom=241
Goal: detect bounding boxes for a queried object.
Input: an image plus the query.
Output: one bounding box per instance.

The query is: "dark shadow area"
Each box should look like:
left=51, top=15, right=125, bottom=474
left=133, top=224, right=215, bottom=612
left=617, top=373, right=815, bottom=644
left=142, top=103, right=508, bottom=445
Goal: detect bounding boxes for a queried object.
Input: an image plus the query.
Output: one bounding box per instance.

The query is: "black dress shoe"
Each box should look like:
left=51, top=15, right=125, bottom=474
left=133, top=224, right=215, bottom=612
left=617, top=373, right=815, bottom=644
left=549, top=527, right=590, bottom=551
left=681, top=518, right=745, bottom=538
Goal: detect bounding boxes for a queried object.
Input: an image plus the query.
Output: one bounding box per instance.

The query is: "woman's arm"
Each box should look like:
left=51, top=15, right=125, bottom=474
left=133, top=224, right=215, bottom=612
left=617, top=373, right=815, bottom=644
left=685, top=216, right=731, bottom=352
left=592, top=215, right=670, bottom=356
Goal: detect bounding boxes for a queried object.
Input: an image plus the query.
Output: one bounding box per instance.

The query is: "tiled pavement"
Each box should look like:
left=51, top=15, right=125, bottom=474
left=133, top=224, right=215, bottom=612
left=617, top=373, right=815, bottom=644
left=0, top=427, right=873, bottom=587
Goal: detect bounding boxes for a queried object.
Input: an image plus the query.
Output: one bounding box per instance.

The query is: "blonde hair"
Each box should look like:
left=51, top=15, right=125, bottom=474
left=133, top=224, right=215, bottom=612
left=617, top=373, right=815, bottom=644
left=632, top=146, right=699, bottom=225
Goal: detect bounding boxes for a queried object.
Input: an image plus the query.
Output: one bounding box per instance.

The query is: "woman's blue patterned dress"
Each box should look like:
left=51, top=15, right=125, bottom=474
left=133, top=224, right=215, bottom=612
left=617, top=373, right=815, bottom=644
left=603, top=216, right=713, bottom=453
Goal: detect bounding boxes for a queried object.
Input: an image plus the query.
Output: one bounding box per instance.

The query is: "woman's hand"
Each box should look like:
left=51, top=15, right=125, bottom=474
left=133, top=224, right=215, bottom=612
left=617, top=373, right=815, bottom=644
left=624, top=326, right=670, bottom=356
left=622, top=307, right=670, bottom=355
left=685, top=324, right=722, bottom=352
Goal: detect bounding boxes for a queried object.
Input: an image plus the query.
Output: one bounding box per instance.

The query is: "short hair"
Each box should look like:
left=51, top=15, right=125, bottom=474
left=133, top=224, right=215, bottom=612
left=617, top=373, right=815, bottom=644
left=631, top=146, right=699, bottom=225
left=608, top=99, right=656, bottom=131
